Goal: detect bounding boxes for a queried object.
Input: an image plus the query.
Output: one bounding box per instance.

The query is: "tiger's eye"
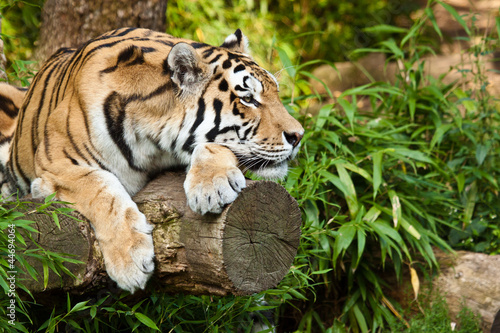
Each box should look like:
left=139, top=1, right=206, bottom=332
left=242, top=95, right=253, bottom=103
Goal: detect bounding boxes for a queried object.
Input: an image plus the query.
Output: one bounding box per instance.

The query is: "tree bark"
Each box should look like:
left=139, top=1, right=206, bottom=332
left=36, top=0, right=168, bottom=62
left=20, top=172, right=302, bottom=297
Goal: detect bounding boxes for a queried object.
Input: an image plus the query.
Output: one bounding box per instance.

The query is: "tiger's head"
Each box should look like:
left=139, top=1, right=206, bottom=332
left=167, top=30, right=304, bottom=179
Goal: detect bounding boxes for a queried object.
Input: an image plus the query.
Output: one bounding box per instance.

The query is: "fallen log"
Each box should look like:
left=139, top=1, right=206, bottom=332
left=19, top=172, right=302, bottom=296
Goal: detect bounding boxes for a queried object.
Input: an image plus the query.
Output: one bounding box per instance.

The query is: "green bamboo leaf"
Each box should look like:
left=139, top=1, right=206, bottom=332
left=276, top=47, right=296, bottom=78
left=456, top=173, right=465, bottom=193
left=135, top=312, right=160, bottom=331
left=390, top=148, right=434, bottom=164
left=287, top=288, right=308, bottom=301
left=356, top=228, right=366, bottom=268
left=463, top=181, right=477, bottom=225
left=51, top=211, right=60, bottom=229
left=425, top=7, right=443, bottom=38
left=497, top=16, right=500, bottom=38
left=430, top=124, right=453, bottom=149
left=44, top=192, right=56, bottom=203
left=352, top=304, right=369, bottom=333
left=475, top=143, right=490, bottom=166
left=363, top=206, right=381, bottom=223
left=400, top=216, right=421, bottom=240
left=388, top=190, right=401, bottom=228
left=70, top=301, right=90, bottom=312
left=379, top=39, right=404, bottom=58
left=315, top=104, right=334, bottom=131
left=363, top=24, right=407, bottom=34
left=437, top=0, right=471, bottom=35
left=90, top=306, right=97, bottom=319
left=337, top=97, right=355, bottom=133
left=334, top=224, right=356, bottom=263
left=342, top=162, right=372, bottom=182
left=372, top=151, right=383, bottom=199
left=337, top=164, right=359, bottom=219
left=43, top=261, right=49, bottom=289
left=67, top=319, right=83, bottom=331
left=409, top=96, right=416, bottom=120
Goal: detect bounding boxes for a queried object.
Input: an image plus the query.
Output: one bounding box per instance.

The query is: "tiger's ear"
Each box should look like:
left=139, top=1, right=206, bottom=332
left=220, top=29, right=250, bottom=54
left=167, top=43, right=210, bottom=94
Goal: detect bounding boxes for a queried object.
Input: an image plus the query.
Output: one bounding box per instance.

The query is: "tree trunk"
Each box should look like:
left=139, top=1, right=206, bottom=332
left=20, top=172, right=302, bottom=297
left=36, top=0, right=168, bottom=62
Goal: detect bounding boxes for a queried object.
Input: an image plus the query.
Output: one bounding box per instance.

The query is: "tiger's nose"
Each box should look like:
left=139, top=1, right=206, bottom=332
left=284, top=131, right=304, bottom=147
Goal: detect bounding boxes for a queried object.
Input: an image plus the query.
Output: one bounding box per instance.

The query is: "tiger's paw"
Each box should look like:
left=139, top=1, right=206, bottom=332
left=185, top=165, right=246, bottom=215
left=101, top=215, right=155, bottom=293
left=184, top=144, right=246, bottom=215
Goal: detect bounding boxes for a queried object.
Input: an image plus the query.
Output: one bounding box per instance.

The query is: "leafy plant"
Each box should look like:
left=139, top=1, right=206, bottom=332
left=387, top=291, right=482, bottom=333
left=0, top=194, right=82, bottom=332
left=276, top=0, right=499, bottom=331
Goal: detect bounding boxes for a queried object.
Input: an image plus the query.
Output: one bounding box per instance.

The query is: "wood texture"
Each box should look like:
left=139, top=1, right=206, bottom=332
left=21, top=172, right=301, bottom=297
left=36, top=0, right=167, bottom=62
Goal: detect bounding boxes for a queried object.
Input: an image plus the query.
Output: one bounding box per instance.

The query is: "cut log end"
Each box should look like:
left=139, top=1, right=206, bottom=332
left=223, top=181, right=301, bottom=294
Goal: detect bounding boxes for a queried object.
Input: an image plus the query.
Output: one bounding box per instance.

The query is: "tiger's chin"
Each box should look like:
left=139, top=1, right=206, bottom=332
left=249, top=160, right=289, bottom=180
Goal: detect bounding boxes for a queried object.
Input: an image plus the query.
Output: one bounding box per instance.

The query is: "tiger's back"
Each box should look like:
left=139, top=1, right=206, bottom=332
left=1, top=27, right=304, bottom=292
left=6, top=28, right=205, bottom=195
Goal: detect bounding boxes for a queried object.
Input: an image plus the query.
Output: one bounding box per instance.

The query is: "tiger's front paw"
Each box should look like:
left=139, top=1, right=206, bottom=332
left=184, top=144, right=246, bottom=215
left=101, top=214, right=155, bottom=293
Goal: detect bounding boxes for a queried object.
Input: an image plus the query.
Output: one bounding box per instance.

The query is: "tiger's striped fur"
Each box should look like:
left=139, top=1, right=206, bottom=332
left=0, top=28, right=304, bottom=292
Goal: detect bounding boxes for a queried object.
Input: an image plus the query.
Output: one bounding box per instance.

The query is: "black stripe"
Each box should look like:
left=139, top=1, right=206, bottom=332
left=230, top=92, right=237, bottom=104
left=218, top=79, right=228, bottom=92
left=234, top=29, right=243, bottom=44
left=234, top=64, right=245, bottom=73
left=218, top=125, right=240, bottom=135
left=205, top=99, right=223, bottom=142
left=190, top=42, right=209, bottom=49
left=0, top=95, right=19, bottom=118
left=0, top=135, right=12, bottom=146
left=182, top=97, right=205, bottom=152
left=232, top=103, right=244, bottom=118
left=32, top=57, right=67, bottom=156
left=209, top=54, right=223, bottom=64
left=103, top=92, right=142, bottom=171
left=13, top=153, right=30, bottom=195
left=65, top=110, right=93, bottom=167
left=83, top=143, right=109, bottom=171
left=63, top=149, right=79, bottom=165
left=252, top=119, right=261, bottom=137
left=242, top=126, right=252, bottom=140
left=202, top=48, right=215, bottom=58
left=222, top=59, right=232, bottom=69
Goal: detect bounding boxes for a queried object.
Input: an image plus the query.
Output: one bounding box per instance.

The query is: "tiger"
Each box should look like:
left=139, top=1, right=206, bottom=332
left=0, top=27, right=304, bottom=293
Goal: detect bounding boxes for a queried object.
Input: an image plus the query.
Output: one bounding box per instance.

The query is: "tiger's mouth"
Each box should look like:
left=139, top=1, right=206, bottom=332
left=238, top=157, right=289, bottom=179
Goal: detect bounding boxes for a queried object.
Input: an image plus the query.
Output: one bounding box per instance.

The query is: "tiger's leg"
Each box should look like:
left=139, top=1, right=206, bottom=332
left=32, top=159, right=154, bottom=293
left=184, top=143, right=246, bottom=214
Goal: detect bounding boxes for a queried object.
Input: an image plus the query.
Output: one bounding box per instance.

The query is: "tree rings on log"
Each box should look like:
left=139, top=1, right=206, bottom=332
left=223, top=181, right=301, bottom=294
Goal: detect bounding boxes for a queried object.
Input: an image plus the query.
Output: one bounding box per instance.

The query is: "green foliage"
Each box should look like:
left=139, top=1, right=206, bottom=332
left=0, top=195, right=82, bottom=332
left=166, top=0, right=418, bottom=68
left=387, top=293, right=482, bottom=332
left=276, top=0, right=499, bottom=330
left=1, top=0, right=44, bottom=65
